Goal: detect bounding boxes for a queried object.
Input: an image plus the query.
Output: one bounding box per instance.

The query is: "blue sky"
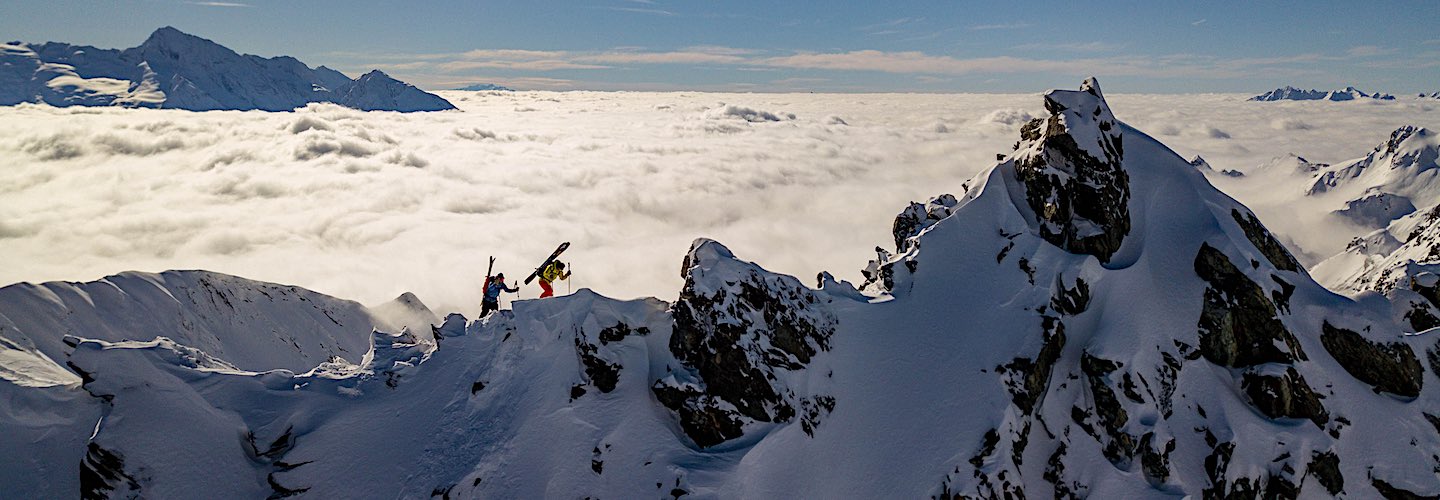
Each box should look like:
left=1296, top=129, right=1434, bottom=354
left=3, top=0, right=1437, bottom=92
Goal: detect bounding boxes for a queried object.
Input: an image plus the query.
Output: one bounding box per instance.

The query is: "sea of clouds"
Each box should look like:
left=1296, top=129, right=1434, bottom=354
left=1, top=91, right=1437, bottom=313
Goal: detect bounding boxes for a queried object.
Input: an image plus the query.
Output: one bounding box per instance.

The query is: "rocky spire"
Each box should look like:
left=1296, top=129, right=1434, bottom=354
left=1013, top=77, right=1131, bottom=263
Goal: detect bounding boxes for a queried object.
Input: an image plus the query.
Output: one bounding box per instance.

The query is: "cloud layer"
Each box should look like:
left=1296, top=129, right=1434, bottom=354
left=1, top=93, right=1437, bottom=313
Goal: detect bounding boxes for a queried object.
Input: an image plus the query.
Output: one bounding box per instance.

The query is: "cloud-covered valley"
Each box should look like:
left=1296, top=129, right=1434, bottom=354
left=1, top=91, right=1437, bottom=313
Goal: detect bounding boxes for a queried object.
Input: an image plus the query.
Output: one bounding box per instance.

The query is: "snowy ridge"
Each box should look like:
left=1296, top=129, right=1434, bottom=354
left=4, top=79, right=1440, bottom=498
left=0, top=270, right=382, bottom=376
left=0, top=27, right=454, bottom=112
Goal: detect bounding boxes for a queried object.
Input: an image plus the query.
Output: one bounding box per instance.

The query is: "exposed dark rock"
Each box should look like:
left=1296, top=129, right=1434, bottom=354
left=1431, top=345, right=1440, bottom=384
left=1307, top=450, right=1343, bottom=495
left=1373, top=477, right=1440, bottom=500
left=1202, top=440, right=1236, bottom=499
left=1240, top=367, right=1328, bottom=427
left=574, top=337, right=620, bottom=393
left=1018, top=258, right=1036, bottom=285
left=998, top=316, right=1066, bottom=414
left=799, top=395, right=837, bottom=437
left=1139, top=432, right=1175, bottom=486
left=1202, top=439, right=1302, bottom=499
left=267, top=472, right=309, bottom=499
left=892, top=194, right=958, bottom=253
left=1320, top=321, right=1423, bottom=398
left=1156, top=352, right=1182, bottom=418
left=651, top=384, right=743, bottom=448
left=1080, top=352, right=1136, bottom=466
left=1270, top=275, right=1295, bottom=314
left=1425, top=413, right=1440, bottom=436
left=1231, top=209, right=1301, bottom=272
left=1405, top=302, right=1440, bottom=332
left=81, top=443, right=140, bottom=500
left=1050, top=277, right=1091, bottom=316
left=1014, top=78, right=1131, bottom=263
left=471, top=380, right=486, bottom=395
left=1011, top=421, right=1032, bottom=470
left=1044, top=443, right=1081, bottom=499
left=860, top=246, right=896, bottom=292
left=1195, top=243, right=1305, bottom=367
left=969, top=428, right=1000, bottom=470
left=598, top=322, right=633, bottom=345
left=661, top=241, right=837, bottom=447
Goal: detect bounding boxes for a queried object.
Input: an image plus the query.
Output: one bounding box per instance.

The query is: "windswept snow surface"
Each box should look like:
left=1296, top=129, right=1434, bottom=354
left=5, top=79, right=1440, bottom=498
left=2, top=91, right=1437, bottom=312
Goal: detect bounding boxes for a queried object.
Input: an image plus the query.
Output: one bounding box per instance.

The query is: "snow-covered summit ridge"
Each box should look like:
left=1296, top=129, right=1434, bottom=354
left=1249, top=85, right=1397, bottom=101
left=0, top=27, right=454, bottom=112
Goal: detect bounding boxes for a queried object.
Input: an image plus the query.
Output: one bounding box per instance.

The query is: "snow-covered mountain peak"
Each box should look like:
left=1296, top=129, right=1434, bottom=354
left=1373, top=125, right=1434, bottom=162
left=1013, top=77, right=1130, bottom=263
left=1307, top=126, right=1440, bottom=197
left=0, top=27, right=453, bottom=112
left=336, top=69, right=456, bottom=112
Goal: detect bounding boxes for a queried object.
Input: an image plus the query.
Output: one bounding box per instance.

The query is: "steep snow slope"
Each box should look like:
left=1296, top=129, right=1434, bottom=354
left=6, top=79, right=1440, bottom=498
left=0, top=270, right=386, bottom=374
left=0, top=27, right=454, bottom=112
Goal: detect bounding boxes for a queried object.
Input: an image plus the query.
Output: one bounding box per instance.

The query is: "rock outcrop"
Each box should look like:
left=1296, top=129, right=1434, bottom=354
left=1013, top=78, right=1130, bottom=263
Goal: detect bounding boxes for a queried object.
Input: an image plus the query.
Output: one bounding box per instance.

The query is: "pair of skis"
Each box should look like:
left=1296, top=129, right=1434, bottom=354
left=486, top=242, right=571, bottom=286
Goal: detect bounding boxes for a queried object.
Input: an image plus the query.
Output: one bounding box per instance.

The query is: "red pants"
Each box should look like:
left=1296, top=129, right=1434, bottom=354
left=539, top=280, right=554, bottom=298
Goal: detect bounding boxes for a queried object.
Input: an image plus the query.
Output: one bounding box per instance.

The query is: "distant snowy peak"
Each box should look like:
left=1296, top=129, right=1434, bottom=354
left=455, top=83, right=515, bottom=91
left=0, top=27, right=454, bottom=112
left=336, top=70, right=456, bottom=112
left=1190, top=154, right=1244, bottom=177
left=1420, top=92, right=1440, bottom=99
left=1307, top=126, right=1440, bottom=197
left=1249, top=85, right=1396, bottom=101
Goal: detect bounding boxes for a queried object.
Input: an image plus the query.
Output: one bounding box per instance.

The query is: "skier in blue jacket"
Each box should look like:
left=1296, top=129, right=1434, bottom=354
left=481, top=272, right=519, bottom=318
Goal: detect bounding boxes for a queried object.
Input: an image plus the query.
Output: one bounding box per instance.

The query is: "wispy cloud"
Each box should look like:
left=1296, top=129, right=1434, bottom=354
left=324, top=42, right=1414, bottom=89
left=185, top=1, right=251, bottom=6
left=1191, top=19, right=1207, bottom=26
left=1012, top=41, right=1124, bottom=53
left=604, top=6, right=676, bottom=16
left=968, top=22, right=1031, bottom=31
left=1346, top=45, right=1395, bottom=57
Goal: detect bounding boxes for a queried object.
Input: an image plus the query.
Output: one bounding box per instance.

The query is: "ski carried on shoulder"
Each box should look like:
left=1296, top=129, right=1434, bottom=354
left=524, top=242, right=570, bottom=285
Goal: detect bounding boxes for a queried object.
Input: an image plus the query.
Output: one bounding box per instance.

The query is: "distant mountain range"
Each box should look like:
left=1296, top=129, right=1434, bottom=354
left=1249, top=86, right=1396, bottom=101
left=0, top=27, right=455, bottom=112
left=455, top=83, right=515, bottom=91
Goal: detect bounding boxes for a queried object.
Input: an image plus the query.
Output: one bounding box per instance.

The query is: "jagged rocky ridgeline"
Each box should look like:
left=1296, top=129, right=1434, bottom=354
left=0, top=27, right=454, bottom=112
left=1249, top=86, right=1396, bottom=101
left=3, top=78, right=1440, bottom=498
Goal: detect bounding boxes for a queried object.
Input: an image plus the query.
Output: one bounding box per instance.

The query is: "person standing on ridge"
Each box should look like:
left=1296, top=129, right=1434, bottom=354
left=537, top=260, right=570, bottom=298
left=480, top=272, right=518, bottom=317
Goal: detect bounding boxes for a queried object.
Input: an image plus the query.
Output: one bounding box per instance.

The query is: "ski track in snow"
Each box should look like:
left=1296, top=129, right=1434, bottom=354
left=0, top=92, right=1436, bottom=312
